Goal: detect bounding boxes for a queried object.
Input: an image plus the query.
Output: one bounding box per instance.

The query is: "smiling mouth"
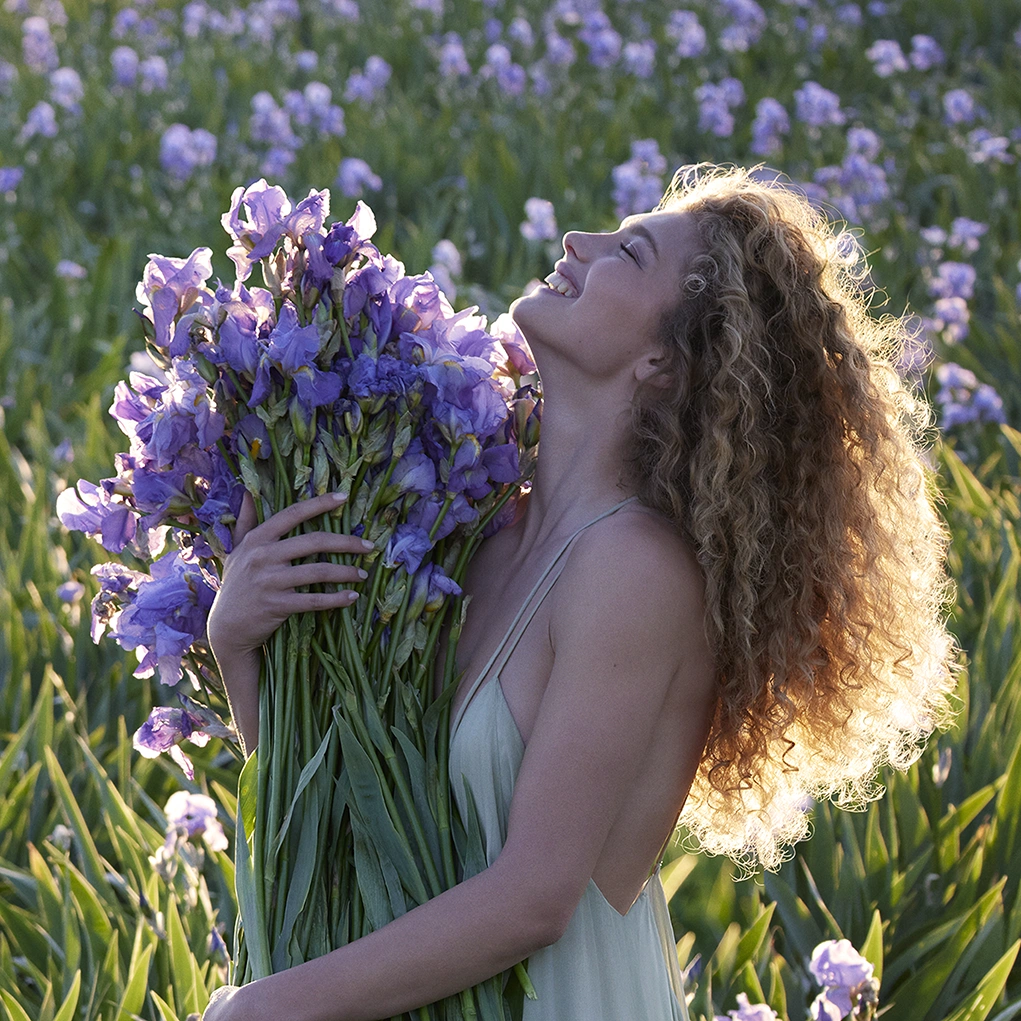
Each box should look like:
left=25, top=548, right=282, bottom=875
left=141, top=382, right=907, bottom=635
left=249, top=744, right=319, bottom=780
left=543, top=269, right=579, bottom=298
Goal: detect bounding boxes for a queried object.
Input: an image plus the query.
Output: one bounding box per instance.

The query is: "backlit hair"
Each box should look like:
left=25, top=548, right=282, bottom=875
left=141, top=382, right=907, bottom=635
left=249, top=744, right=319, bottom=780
left=624, top=163, right=960, bottom=870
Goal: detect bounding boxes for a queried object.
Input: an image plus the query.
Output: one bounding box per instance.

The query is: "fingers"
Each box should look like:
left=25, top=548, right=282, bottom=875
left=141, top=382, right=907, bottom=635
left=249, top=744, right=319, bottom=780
left=274, top=531, right=375, bottom=562
left=285, top=563, right=368, bottom=588
left=288, top=589, right=361, bottom=613
left=233, top=490, right=258, bottom=546
left=256, top=492, right=348, bottom=543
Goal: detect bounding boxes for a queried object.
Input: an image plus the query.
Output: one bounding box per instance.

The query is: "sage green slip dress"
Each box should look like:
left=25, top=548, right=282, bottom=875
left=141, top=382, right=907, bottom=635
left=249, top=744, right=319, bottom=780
left=449, top=496, right=690, bottom=1021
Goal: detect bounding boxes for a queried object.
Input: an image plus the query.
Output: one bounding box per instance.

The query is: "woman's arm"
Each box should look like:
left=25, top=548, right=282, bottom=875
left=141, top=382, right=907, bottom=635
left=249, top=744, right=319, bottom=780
left=206, top=515, right=715, bottom=1021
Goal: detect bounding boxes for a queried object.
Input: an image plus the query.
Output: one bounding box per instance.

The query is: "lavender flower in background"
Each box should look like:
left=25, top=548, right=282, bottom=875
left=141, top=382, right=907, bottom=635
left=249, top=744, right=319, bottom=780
left=795, top=81, right=846, bottom=128
left=22, top=15, right=58, bottom=73
left=750, top=98, right=790, bottom=156
left=250, top=90, right=300, bottom=150
left=507, top=16, right=534, bottom=49
left=160, top=124, right=217, bottom=182
left=929, top=261, right=976, bottom=300
left=714, top=992, right=779, bottom=1021
left=336, top=157, right=383, bottom=199
left=809, top=940, right=879, bottom=1021
left=578, top=11, right=622, bottom=68
left=56, top=579, right=85, bottom=603
left=966, top=129, right=1014, bottom=165
left=622, top=39, right=656, bottom=79
left=909, top=34, right=945, bottom=70
left=429, top=239, right=462, bottom=299
left=930, top=297, right=970, bottom=343
left=49, top=66, right=83, bottom=113
left=17, top=100, right=58, bottom=143
left=666, top=9, right=707, bottom=58
left=0, top=167, right=23, bottom=192
left=111, top=45, right=139, bottom=87
left=55, top=259, right=87, bottom=279
left=612, top=138, right=667, bottom=218
left=520, top=197, right=558, bottom=242
left=719, top=0, right=767, bottom=53
left=163, top=790, right=229, bottom=852
left=943, top=88, right=977, bottom=126
left=865, top=38, right=909, bottom=76
left=345, top=55, right=392, bottom=103
left=695, top=78, right=745, bottom=138
left=544, top=29, right=576, bottom=67
left=480, top=44, right=527, bottom=96
left=437, top=32, right=471, bottom=77
left=294, top=48, right=318, bottom=72
left=139, top=55, right=169, bottom=93
left=847, top=126, right=882, bottom=160
left=483, top=18, right=502, bottom=44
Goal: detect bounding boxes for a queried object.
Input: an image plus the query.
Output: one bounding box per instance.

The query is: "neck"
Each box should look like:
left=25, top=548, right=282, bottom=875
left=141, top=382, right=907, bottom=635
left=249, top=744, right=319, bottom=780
left=517, top=364, right=637, bottom=547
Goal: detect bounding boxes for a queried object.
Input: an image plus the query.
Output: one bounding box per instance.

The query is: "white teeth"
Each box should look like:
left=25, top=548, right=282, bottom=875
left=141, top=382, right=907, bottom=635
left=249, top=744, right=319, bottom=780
left=543, top=270, right=578, bottom=298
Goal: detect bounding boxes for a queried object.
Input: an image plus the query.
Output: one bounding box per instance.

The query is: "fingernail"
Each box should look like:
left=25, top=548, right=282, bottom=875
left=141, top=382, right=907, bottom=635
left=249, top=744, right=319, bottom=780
left=357, top=569, right=368, bottom=580
left=331, top=492, right=346, bottom=503
left=348, top=591, right=360, bottom=601
left=361, top=539, right=374, bottom=550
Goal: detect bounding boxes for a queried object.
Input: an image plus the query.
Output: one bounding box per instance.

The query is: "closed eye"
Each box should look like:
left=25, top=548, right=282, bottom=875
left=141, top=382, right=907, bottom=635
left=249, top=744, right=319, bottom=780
left=620, top=241, right=639, bottom=264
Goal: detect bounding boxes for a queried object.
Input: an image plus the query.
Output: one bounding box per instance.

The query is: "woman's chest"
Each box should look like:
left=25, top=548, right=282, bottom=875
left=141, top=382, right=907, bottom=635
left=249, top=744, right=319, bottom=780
left=448, top=545, right=558, bottom=743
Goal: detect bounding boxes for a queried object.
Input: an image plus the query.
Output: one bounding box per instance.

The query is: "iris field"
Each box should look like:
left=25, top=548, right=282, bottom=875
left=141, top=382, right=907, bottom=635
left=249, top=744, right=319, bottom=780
left=1, top=0, right=1021, bottom=1018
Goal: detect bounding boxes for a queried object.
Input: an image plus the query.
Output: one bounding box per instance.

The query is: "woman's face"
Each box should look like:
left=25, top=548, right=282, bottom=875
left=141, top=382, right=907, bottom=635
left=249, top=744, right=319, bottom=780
left=510, top=208, right=700, bottom=382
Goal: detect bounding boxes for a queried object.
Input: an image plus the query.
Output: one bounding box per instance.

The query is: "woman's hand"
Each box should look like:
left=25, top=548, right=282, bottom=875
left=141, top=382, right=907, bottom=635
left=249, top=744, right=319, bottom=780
left=207, top=490, right=373, bottom=662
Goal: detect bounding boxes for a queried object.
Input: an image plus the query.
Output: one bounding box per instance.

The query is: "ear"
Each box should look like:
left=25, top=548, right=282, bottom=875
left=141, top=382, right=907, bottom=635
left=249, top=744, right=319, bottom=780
left=634, top=352, right=671, bottom=388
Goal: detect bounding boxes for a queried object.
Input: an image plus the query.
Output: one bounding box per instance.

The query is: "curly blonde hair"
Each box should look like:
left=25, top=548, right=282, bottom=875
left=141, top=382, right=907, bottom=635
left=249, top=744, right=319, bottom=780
left=623, top=163, right=960, bottom=870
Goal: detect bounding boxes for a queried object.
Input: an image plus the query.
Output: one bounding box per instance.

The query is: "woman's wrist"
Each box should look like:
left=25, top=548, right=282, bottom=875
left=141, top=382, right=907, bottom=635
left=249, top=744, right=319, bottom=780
left=210, top=640, right=262, bottom=756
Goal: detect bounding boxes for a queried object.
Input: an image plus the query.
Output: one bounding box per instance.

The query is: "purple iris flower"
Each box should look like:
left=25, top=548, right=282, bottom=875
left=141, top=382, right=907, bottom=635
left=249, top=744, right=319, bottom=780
left=444, top=436, right=488, bottom=496
left=384, top=523, right=434, bottom=575
left=235, top=413, right=272, bottom=461
left=216, top=301, right=263, bottom=376
left=489, top=312, right=536, bottom=376
left=408, top=562, right=462, bottom=617
left=482, top=442, right=520, bottom=484
left=57, top=479, right=137, bottom=552
left=251, top=301, right=324, bottom=405
left=390, top=272, right=452, bottom=330
left=221, top=179, right=330, bottom=281
left=136, top=248, right=214, bottom=355
left=407, top=492, right=478, bottom=541
left=89, top=561, right=147, bottom=643
left=194, top=452, right=245, bottom=551
left=144, top=360, right=225, bottom=467
left=108, top=550, right=218, bottom=686
left=387, top=438, right=438, bottom=497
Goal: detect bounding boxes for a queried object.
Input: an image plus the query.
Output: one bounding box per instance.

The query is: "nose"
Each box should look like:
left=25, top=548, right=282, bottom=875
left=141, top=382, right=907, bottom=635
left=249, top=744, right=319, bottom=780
left=562, top=230, right=601, bottom=261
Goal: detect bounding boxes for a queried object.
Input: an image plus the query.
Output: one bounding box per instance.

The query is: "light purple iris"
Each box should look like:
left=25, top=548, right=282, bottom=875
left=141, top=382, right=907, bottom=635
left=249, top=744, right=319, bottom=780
left=714, top=992, right=779, bottom=1021
left=50, top=67, right=83, bottom=112
left=437, top=32, right=471, bottom=77
left=719, top=0, right=766, bottom=52
left=17, top=101, right=58, bottom=144
left=384, top=523, right=434, bottom=575
left=408, top=562, right=462, bottom=618
left=929, top=261, right=976, bottom=300
left=57, top=479, right=137, bottom=553
left=142, top=360, right=225, bottom=467
left=794, top=81, right=845, bottom=127
left=666, top=10, right=706, bottom=58
left=750, top=98, right=790, bottom=156
left=336, top=157, right=383, bottom=199
left=943, top=88, right=977, bottom=126
left=163, top=790, right=229, bottom=850
left=136, top=248, right=214, bottom=354
left=808, top=940, right=876, bottom=1020
left=909, top=34, right=944, bottom=70
left=489, top=312, right=536, bottom=376
left=520, top=197, right=558, bottom=242
left=108, top=549, right=218, bottom=686
left=22, top=16, right=58, bottom=74
left=0, top=167, right=23, bottom=192
left=865, top=39, right=909, bottom=76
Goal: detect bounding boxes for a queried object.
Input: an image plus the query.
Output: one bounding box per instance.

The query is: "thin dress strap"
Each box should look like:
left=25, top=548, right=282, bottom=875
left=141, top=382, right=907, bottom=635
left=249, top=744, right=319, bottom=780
left=449, top=495, right=638, bottom=738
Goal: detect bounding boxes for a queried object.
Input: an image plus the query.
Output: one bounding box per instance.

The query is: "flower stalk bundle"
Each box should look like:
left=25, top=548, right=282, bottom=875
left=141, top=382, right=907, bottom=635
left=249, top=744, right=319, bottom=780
left=58, top=179, right=541, bottom=1020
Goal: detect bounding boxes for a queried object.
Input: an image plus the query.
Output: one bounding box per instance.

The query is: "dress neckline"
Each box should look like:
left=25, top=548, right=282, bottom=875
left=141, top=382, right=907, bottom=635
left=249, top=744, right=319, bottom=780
left=449, top=495, right=639, bottom=741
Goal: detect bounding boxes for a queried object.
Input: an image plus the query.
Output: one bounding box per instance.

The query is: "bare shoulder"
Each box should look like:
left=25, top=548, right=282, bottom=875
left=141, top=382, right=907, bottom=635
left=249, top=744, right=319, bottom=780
left=550, top=504, right=711, bottom=683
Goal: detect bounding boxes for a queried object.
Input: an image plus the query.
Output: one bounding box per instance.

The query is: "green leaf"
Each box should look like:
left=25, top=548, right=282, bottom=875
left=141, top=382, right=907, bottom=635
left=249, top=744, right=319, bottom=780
left=0, top=990, right=33, bottom=1021
left=860, top=909, right=884, bottom=986
left=734, top=903, right=776, bottom=976
left=943, top=941, right=1020, bottom=1021
left=149, top=990, right=182, bottom=1021
left=234, top=752, right=271, bottom=981
left=165, top=895, right=199, bottom=1017
left=51, top=970, right=80, bottom=1021
left=271, top=786, right=322, bottom=971
left=42, top=747, right=107, bottom=891
left=116, top=926, right=154, bottom=1020
left=271, top=727, right=333, bottom=858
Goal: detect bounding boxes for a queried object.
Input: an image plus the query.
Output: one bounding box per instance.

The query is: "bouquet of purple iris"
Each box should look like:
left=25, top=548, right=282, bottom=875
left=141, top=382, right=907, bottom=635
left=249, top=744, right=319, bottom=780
left=58, top=179, right=541, bottom=1019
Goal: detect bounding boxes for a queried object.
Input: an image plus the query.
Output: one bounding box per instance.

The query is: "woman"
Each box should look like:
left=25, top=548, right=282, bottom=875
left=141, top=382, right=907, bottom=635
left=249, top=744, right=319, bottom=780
left=203, top=164, right=957, bottom=1021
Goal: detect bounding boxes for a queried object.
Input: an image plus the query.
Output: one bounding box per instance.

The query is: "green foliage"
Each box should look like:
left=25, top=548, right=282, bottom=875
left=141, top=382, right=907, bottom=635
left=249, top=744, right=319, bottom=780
left=2, top=0, right=1021, bottom=1018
